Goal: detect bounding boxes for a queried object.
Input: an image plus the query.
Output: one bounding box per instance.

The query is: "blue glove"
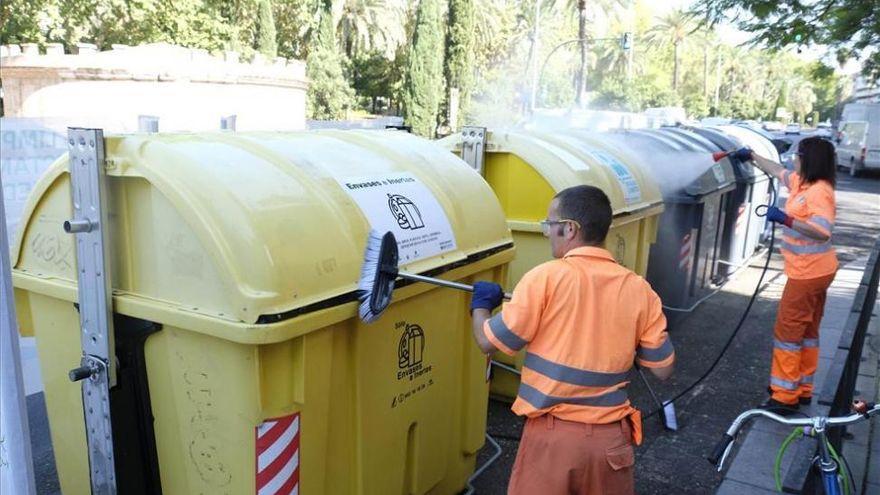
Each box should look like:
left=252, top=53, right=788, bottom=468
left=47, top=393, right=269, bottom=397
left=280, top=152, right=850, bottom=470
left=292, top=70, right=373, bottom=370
left=732, top=147, right=753, bottom=161
left=471, top=281, right=504, bottom=313
left=766, top=206, right=793, bottom=227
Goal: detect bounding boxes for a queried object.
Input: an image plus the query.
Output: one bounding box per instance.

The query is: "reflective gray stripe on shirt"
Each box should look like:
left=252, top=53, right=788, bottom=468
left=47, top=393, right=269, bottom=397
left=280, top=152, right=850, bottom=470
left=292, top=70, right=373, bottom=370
left=770, top=376, right=799, bottom=390
left=774, top=339, right=801, bottom=352
left=800, top=374, right=814, bottom=384
left=803, top=338, right=819, bottom=348
left=524, top=353, right=630, bottom=387
left=637, top=338, right=674, bottom=363
left=517, top=382, right=629, bottom=409
left=783, top=226, right=810, bottom=241
left=808, top=215, right=833, bottom=231
left=488, top=313, right=527, bottom=351
left=781, top=240, right=832, bottom=255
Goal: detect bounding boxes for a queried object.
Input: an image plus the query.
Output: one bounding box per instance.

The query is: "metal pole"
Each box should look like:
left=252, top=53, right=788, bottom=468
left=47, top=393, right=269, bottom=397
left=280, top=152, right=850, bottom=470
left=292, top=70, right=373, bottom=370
left=0, top=175, right=37, bottom=495
left=65, top=128, right=118, bottom=495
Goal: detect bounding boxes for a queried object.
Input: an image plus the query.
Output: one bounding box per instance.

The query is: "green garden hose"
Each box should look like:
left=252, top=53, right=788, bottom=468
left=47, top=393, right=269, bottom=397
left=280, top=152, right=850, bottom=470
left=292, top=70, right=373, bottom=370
left=773, top=427, right=853, bottom=495
left=774, top=428, right=803, bottom=491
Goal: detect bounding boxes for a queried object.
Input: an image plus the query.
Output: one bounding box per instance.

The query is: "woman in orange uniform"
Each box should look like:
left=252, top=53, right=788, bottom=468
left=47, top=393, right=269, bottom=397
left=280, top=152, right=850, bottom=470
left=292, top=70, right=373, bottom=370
left=735, top=137, right=838, bottom=413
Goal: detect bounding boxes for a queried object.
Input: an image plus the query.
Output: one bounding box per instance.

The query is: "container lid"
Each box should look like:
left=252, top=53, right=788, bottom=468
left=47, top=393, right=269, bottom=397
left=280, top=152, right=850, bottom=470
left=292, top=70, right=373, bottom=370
left=440, top=128, right=664, bottom=217
left=12, top=130, right=512, bottom=324
left=686, top=126, right=764, bottom=183
left=714, top=125, right=781, bottom=162
left=600, top=129, right=737, bottom=201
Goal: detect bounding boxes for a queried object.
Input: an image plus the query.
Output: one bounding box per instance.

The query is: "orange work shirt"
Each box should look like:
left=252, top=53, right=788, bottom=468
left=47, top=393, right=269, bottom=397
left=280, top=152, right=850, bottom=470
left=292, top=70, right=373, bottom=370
left=482, top=246, right=674, bottom=444
left=780, top=171, right=838, bottom=279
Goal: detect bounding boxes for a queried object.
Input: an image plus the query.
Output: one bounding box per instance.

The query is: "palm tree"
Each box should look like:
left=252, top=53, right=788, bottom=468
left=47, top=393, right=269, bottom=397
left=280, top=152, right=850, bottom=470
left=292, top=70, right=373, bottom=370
left=689, top=29, right=717, bottom=97
left=334, top=0, right=408, bottom=59
left=645, top=9, right=696, bottom=91
left=553, top=0, right=630, bottom=105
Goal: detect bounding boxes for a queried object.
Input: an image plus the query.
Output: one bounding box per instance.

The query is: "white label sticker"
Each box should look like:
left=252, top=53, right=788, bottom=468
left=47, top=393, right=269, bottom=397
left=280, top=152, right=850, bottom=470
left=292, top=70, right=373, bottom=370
left=584, top=149, right=642, bottom=205
left=711, top=163, right=726, bottom=183
left=338, top=172, right=457, bottom=263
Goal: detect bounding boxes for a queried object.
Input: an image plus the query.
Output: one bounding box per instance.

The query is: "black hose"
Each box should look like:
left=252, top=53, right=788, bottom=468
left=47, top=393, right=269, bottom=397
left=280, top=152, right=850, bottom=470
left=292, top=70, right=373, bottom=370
left=642, top=171, right=778, bottom=420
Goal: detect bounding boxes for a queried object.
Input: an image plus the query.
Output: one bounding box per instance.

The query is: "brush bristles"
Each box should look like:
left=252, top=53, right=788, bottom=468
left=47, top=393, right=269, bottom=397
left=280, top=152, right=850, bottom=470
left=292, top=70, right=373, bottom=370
left=357, top=229, right=387, bottom=323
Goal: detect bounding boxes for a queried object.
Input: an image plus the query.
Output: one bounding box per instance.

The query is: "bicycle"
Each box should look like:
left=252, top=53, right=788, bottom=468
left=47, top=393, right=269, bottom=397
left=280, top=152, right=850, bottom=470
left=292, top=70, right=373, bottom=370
left=708, top=401, right=880, bottom=495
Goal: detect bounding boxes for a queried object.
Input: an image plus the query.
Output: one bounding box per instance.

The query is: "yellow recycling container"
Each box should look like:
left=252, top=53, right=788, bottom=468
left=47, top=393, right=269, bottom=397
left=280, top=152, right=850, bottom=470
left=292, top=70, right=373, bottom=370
left=12, top=130, right=514, bottom=495
left=440, top=128, right=663, bottom=400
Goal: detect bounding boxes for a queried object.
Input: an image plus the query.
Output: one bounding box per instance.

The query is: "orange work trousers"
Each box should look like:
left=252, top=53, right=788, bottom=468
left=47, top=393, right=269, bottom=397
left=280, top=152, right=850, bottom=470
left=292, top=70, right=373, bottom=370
left=770, top=272, right=835, bottom=404
left=508, top=414, right=634, bottom=495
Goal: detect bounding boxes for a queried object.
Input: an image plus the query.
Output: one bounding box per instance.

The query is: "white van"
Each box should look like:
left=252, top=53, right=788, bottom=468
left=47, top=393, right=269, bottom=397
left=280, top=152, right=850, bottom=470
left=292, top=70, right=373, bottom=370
left=836, top=103, right=880, bottom=176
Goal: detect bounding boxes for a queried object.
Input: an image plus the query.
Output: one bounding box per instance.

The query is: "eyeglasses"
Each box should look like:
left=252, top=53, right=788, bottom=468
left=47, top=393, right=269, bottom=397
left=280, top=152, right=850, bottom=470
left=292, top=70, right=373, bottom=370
left=540, top=218, right=581, bottom=237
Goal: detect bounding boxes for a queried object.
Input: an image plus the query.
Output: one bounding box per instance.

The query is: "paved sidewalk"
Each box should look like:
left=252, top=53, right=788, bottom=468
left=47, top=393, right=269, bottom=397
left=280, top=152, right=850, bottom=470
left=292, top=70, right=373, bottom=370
left=716, top=259, right=877, bottom=494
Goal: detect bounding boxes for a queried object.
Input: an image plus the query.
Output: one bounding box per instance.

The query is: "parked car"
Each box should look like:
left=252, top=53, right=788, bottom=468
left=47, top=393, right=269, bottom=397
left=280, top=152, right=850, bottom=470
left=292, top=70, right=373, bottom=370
left=784, top=123, right=801, bottom=134
left=815, top=122, right=833, bottom=138
left=762, top=121, right=784, bottom=132
left=836, top=103, right=880, bottom=177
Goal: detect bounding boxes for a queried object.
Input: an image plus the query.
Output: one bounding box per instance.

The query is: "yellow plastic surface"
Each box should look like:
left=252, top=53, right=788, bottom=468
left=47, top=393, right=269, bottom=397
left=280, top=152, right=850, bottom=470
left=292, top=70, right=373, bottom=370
left=12, top=130, right=514, bottom=494
left=440, top=128, right=664, bottom=400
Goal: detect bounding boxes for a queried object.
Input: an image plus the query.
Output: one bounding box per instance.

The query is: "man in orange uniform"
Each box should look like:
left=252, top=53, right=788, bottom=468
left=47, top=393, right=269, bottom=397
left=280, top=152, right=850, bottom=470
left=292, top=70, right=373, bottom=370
left=735, top=137, right=838, bottom=413
left=469, top=185, right=674, bottom=494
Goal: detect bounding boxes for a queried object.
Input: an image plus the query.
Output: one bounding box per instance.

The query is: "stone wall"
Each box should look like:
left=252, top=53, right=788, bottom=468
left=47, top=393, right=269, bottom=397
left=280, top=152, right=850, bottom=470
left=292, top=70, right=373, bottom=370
left=0, top=42, right=308, bottom=132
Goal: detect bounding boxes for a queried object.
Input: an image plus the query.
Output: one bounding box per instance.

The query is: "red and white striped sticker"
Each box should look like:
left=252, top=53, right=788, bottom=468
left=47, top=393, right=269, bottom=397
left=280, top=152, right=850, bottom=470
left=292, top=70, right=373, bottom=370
left=255, top=413, right=300, bottom=495
left=679, top=232, right=693, bottom=270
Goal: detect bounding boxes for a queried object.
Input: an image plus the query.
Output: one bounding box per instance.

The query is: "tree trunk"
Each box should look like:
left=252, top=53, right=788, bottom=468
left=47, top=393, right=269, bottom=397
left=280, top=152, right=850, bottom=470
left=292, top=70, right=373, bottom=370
left=626, top=36, right=634, bottom=81
left=527, top=0, right=541, bottom=112
left=672, top=40, right=680, bottom=91
left=713, top=52, right=722, bottom=115
left=702, top=44, right=709, bottom=97
left=575, top=0, right=588, bottom=107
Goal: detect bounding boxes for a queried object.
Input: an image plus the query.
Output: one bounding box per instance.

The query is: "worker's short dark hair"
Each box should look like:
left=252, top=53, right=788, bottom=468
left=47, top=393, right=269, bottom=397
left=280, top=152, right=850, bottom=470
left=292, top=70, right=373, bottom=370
left=554, top=185, right=613, bottom=246
left=798, top=137, right=836, bottom=187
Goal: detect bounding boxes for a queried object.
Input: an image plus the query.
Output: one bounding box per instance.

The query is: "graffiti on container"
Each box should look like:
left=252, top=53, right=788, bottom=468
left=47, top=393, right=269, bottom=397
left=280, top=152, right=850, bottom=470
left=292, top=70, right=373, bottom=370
left=614, top=233, right=626, bottom=265
left=29, top=231, right=73, bottom=271
left=182, top=366, right=232, bottom=487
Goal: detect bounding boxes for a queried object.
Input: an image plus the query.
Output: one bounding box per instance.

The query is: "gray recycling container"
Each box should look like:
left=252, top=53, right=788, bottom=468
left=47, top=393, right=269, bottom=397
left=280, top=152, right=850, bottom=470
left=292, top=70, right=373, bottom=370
left=603, top=129, right=736, bottom=317
left=686, top=126, right=770, bottom=280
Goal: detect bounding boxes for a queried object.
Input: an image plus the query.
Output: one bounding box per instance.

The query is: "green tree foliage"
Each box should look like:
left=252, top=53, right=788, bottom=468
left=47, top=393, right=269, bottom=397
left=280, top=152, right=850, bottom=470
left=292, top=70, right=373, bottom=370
left=350, top=50, right=403, bottom=112
left=443, top=0, right=475, bottom=129
left=694, top=0, right=880, bottom=82
left=402, top=0, right=444, bottom=137
left=307, top=4, right=355, bottom=119
left=274, top=0, right=321, bottom=60
left=256, top=0, right=278, bottom=57
left=336, top=0, right=408, bottom=59
left=645, top=9, right=696, bottom=91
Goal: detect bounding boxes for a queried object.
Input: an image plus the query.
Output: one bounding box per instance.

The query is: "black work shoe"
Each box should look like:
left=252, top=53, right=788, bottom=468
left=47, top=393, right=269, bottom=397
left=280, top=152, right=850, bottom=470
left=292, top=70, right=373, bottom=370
left=760, top=399, right=800, bottom=416
left=798, top=397, right=813, bottom=406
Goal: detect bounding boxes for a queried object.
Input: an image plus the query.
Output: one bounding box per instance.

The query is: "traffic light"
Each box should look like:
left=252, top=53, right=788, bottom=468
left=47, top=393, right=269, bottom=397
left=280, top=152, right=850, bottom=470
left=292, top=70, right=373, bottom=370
left=621, top=32, right=632, bottom=50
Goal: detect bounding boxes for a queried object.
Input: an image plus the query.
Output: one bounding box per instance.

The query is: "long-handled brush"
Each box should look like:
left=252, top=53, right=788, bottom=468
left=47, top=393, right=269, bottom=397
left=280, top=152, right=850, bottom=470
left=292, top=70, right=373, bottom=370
left=358, top=230, right=511, bottom=323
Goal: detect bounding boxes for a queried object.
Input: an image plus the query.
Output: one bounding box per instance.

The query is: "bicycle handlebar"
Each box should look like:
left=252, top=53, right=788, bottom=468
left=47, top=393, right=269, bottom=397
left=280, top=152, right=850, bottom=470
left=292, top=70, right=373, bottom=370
left=708, top=402, right=880, bottom=470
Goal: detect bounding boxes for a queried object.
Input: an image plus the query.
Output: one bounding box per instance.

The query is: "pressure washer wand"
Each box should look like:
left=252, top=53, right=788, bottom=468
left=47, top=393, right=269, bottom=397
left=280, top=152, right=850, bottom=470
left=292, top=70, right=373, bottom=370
left=396, top=271, right=512, bottom=299
left=358, top=230, right=511, bottom=323
left=712, top=150, right=731, bottom=162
